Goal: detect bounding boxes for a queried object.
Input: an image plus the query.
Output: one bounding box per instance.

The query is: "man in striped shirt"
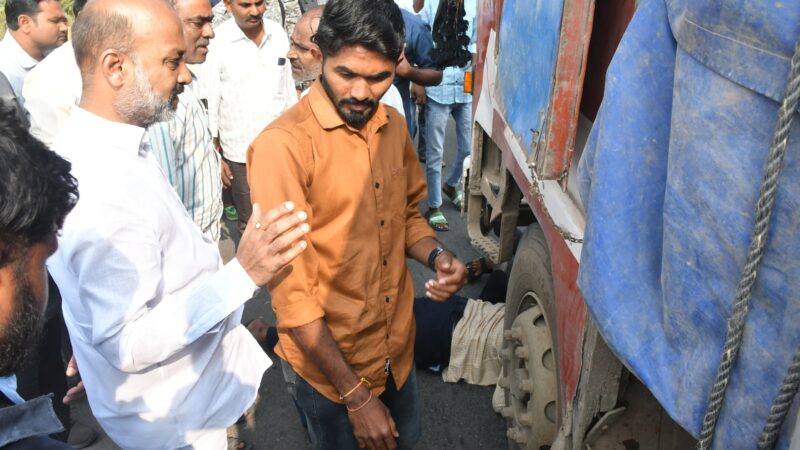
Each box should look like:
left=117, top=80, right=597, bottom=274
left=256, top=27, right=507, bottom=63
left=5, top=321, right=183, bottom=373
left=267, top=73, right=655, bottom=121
left=148, top=0, right=223, bottom=241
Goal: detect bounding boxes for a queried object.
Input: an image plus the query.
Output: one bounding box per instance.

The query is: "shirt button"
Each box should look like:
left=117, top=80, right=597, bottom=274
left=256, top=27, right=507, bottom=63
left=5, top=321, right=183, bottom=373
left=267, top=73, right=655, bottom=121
left=375, top=182, right=380, bottom=189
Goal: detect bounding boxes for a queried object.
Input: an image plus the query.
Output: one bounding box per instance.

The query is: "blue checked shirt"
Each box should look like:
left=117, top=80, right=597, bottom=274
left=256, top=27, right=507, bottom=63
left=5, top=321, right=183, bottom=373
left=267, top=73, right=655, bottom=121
left=148, top=74, right=223, bottom=242
left=421, top=0, right=478, bottom=105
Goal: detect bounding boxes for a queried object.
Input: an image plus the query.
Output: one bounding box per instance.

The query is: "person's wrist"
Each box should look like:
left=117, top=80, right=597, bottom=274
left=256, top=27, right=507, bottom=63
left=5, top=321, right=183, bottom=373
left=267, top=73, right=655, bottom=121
left=344, top=385, right=371, bottom=410
left=427, top=246, right=454, bottom=271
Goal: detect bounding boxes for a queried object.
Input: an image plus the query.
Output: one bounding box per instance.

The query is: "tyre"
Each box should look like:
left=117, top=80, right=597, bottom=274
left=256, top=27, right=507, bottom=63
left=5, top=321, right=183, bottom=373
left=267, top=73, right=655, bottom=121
left=499, top=224, right=560, bottom=450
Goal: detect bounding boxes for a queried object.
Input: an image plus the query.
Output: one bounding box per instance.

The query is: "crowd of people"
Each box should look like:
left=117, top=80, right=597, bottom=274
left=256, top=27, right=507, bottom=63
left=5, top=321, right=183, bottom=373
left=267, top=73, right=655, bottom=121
left=0, top=0, right=480, bottom=449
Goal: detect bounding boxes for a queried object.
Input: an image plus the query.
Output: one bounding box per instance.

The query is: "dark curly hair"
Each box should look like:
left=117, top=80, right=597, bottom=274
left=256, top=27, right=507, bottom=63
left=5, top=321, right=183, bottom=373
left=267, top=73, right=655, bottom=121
left=0, top=101, right=78, bottom=267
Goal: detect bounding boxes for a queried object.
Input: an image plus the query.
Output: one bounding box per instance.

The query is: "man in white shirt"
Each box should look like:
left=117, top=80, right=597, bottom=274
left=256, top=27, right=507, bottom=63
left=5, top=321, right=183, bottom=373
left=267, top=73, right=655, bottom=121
left=0, top=0, right=68, bottom=103
left=287, top=6, right=406, bottom=115
left=21, top=0, right=87, bottom=148
left=204, top=0, right=297, bottom=233
left=21, top=42, right=81, bottom=147
left=148, top=0, right=223, bottom=242
left=47, top=0, right=310, bottom=448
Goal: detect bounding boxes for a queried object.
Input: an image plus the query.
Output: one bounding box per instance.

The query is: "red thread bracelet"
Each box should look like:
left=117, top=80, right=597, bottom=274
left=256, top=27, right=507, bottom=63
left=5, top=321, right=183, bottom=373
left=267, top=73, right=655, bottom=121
left=346, top=390, right=373, bottom=413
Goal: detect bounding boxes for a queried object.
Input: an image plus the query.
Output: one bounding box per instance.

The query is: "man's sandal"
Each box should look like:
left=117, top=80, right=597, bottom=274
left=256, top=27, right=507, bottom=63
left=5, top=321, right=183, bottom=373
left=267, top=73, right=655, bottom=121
left=466, top=256, right=492, bottom=283
left=426, top=211, right=450, bottom=232
left=445, top=188, right=464, bottom=210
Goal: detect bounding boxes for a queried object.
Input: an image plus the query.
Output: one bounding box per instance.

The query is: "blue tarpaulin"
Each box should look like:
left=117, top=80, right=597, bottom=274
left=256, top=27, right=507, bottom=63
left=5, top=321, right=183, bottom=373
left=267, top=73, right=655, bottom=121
left=577, top=0, right=800, bottom=448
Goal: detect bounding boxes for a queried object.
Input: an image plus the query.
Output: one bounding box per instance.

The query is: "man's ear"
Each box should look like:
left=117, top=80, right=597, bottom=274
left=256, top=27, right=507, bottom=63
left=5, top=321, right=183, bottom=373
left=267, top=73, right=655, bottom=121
left=17, top=14, right=34, bottom=33
left=99, top=49, right=129, bottom=89
left=0, top=263, right=15, bottom=324
left=397, top=43, right=407, bottom=65
left=310, top=47, right=323, bottom=62
left=224, top=0, right=232, bottom=13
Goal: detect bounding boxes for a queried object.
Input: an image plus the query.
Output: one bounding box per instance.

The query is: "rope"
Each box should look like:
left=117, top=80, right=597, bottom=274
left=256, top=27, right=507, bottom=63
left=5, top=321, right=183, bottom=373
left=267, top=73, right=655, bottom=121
left=696, top=36, right=800, bottom=450
left=758, top=346, right=800, bottom=449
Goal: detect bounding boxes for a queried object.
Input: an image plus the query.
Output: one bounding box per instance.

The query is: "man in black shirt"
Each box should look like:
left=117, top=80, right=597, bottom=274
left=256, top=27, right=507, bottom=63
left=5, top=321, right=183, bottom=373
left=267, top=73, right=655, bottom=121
left=0, top=104, right=78, bottom=449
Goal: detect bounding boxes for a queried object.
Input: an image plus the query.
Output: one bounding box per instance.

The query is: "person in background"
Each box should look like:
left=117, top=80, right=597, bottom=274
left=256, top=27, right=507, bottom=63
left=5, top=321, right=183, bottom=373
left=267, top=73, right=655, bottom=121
left=22, top=0, right=88, bottom=148
left=212, top=0, right=302, bottom=37
left=420, top=0, right=477, bottom=232
left=286, top=6, right=406, bottom=114
left=247, top=0, right=468, bottom=448
left=0, top=0, right=67, bottom=103
left=394, top=8, right=440, bottom=168
left=148, top=0, right=224, bottom=242
left=0, top=103, right=78, bottom=450
left=14, top=3, right=96, bottom=448
left=204, top=0, right=297, bottom=235
left=0, top=73, right=27, bottom=126
left=47, top=0, right=309, bottom=448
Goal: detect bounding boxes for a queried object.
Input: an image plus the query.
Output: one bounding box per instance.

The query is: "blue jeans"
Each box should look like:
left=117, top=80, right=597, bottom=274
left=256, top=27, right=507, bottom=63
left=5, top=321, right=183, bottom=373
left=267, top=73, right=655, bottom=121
left=424, top=99, right=472, bottom=209
left=281, top=362, right=422, bottom=450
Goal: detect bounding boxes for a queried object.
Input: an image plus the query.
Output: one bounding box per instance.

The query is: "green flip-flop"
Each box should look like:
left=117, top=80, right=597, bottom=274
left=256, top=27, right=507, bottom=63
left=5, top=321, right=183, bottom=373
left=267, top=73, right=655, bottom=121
left=224, top=205, right=238, bottom=222
left=445, top=188, right=464, bottom=210
left=427, top=211, right=449, bottom=232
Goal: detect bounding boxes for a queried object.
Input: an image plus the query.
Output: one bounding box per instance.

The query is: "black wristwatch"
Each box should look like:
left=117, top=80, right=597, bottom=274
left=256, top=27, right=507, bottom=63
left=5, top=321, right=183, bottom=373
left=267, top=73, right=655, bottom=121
left=427, top=246, right=451, bottom=271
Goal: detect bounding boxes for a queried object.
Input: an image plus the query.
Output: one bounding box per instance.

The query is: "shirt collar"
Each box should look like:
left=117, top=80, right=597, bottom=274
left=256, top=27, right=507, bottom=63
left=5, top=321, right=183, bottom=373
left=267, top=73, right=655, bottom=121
left=0, top=375, right=25, bottom=405
left=71, top=107, right=150, bottom=157
left=1, top=31, right=39, bottom=70
left=228, top=18, right=271, bottom=47
left=307, top=80, right=389, bottom=134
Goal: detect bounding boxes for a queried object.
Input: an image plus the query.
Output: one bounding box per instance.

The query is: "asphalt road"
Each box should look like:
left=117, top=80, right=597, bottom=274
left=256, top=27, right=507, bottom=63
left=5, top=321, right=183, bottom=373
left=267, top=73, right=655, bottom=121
left=76, top=117, right=510, bottom=449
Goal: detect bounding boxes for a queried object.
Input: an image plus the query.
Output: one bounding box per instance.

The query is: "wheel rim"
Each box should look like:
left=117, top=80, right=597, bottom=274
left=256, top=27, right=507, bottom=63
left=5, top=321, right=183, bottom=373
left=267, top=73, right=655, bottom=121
left=501, top=291, right=558, bottom=449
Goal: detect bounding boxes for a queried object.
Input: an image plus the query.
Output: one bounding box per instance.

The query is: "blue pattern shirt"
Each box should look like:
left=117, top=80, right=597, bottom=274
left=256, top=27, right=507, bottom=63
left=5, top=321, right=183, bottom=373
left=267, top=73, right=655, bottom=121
left=421, top=0, right=478, bottom=105
left=148, top=74, right=223, bottom=242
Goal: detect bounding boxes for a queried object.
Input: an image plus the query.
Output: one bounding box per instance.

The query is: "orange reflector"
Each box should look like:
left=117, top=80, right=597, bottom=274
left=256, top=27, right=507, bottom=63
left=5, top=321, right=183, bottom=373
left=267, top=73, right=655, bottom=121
left=464, top=70, right=473, bottom=94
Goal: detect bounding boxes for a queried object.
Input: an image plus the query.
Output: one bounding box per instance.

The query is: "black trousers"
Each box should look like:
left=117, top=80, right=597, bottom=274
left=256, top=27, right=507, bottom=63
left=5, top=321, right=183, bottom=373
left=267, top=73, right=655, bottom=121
left=16, top=276, right=70, bottom=441
left=225, top=159, right=253, bottom=234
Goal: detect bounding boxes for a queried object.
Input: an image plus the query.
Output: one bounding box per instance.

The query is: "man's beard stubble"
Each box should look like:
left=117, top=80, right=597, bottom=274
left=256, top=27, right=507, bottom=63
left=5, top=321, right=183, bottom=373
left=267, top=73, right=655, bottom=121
left=115, top=58, right=180, bottom=128
left=0, top=259, right=44, bottom=377
left=320, top=74, right=376, bottom=130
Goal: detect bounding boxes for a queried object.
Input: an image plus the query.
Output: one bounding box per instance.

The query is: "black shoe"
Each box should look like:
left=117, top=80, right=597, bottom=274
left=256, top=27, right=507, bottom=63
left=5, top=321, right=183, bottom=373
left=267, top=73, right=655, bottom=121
left=67, top=423, right=97, bottom=449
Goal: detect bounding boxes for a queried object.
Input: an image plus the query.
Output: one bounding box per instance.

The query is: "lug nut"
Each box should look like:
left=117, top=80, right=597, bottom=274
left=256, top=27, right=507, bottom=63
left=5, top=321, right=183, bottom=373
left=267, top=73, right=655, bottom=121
left=507, top=427, right=528, bottom=445
left=521, top=379, right=534, bottom=393
left=504, top=327, right=522, bottom=341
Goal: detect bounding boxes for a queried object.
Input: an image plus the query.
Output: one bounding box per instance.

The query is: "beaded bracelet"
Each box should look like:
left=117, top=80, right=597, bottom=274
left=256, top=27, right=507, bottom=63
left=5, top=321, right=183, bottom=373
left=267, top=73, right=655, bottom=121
left=346, top=390, right=374, bottom=413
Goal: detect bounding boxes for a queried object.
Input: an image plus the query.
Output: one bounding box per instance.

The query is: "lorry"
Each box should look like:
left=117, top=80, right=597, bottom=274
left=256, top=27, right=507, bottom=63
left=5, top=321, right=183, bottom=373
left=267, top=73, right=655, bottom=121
left=465, top=0, right=800, bottom=448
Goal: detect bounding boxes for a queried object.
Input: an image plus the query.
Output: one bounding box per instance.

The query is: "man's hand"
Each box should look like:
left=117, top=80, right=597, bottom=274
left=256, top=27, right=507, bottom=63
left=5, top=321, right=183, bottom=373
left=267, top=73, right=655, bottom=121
left=63, top=355, right=86, bottom=405
left=221, top=159, right=233, bottom=189
left=237, top=202, right=310, bottom=287
left=396, top=51, right=413, bottom=79
left=346, top=386, right=399, bottom=450
left=410, top=83, right=427, bottom=106
left=425, top=251, right=468, bottom=301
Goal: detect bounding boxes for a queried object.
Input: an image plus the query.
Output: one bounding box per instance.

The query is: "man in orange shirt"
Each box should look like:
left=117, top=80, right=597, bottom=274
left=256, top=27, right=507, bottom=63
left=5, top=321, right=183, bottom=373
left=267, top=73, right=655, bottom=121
left=247, top=0, right=468, bottom=448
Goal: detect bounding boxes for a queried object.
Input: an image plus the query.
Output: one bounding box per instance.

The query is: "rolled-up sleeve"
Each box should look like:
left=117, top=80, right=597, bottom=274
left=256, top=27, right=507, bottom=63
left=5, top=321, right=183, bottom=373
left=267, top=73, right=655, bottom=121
left=247, top=128, right=325, bottom=329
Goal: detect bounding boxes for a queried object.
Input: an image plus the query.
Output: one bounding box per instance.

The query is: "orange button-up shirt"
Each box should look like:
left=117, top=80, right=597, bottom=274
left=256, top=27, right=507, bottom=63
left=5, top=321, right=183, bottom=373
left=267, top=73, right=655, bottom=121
left=246, top=81, right=436, bottom=403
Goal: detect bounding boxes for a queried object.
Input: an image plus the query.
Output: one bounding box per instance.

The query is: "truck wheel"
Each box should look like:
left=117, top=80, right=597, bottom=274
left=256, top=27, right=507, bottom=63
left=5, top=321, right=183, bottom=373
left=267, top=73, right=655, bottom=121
left=500, top=224, right=559, bottom=450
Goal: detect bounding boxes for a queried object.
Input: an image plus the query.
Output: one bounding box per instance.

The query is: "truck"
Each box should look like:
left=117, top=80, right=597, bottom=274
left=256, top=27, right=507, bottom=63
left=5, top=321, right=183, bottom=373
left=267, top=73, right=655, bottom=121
left=466, top=0, right=800, bottom=448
